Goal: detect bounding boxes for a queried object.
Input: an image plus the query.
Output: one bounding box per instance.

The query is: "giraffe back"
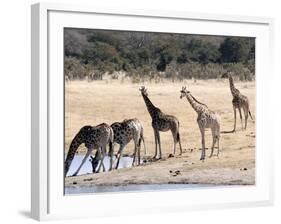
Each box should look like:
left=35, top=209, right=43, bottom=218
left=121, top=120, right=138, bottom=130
left=111, top=118, right=143, bottom=145
left=84, top=123, right=113, bottom=150
left=197, top=109, right=220, bottom=129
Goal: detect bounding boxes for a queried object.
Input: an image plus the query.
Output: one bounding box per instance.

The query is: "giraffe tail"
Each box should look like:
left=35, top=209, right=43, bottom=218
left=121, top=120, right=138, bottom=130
left=141, top=134, right=147, bottom=155
left=140, top=126, right=147, bottom=155
left=138, top=138, right=141, bottom=148
left=109, top=141, right=113, bottom=156
left=176, top=120, right=181, bottom=143
left=176, top=132, right=180, bottom=143
left=108, top=128, right=114, bottom=155
left=249, top=110, right=254, bottom=120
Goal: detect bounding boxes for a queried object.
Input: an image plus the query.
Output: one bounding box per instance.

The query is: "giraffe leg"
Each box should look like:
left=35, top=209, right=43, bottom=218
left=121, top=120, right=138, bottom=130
left=171, top=129, right=181, bottom=156
left=232, top=105, right=237, bottom=132
left=243, top=106, right=249, bottom=130
left=199, top=126, right=206, bottom=161
left=141, top=135, right=147, bottom=155
left=138, top=142, right=141, bottom=165
left=94, top=148, right=105, bottom=172
left=178, top=132, right=183, bottom=155
left=172, top=130, right=177, bottom=156
left=109, top=143, right=115, bottom=171
left=102, top=163, right=106, bottom=172
left=133, top=133, right=142, bottom=166
left=216, top=124, right=221, bottom=157
left=137, top=136, right=141, bottom=165
left=132, top=140, right=138, bottom=167
left=97, top=147, right=106, bottom=173
left=238, top=107, right=243, bottom=130
left=72, top=148, right=93, bottom=176
left=216, top=135, right=220, bottom=157
left=141, top=128, right=147, bottom=155
left=115, top=144, right=125, bottom=169
left=102, top=146, right=107, bottom=172
left=153, top=129, right=158, bottom=159
left=156, top=131, right=162, bottom=159
left=96, top=149, right=103, bottom=173
left=209, top=128, right=216, bottom=158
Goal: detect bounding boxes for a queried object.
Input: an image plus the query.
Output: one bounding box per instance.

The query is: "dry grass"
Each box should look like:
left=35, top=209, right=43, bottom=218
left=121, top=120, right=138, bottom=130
left=65, top=79, right=255, bottom=186
left=65, top=79, right=255, bottom=155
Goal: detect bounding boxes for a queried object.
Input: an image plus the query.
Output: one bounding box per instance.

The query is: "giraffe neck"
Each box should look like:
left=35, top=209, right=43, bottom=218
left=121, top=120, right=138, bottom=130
left=228, top=76, right=240, bottom=97
left=64, top=134, right=83, bottom=176
left=141, top=93, right=158, bottom=118
left=185, top=93, right=207, bottom=114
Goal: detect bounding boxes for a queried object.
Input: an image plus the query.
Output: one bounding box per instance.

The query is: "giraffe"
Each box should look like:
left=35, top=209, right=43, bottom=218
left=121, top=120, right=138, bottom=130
left=222, top=72, right=253, bottom=131
left=110, top=118, right=146, bottom=170
left=64, top=123, right=114, bottom=177
left=139, top=86, right=182, bottom=159
left=180, top=86, right=220, bottom=160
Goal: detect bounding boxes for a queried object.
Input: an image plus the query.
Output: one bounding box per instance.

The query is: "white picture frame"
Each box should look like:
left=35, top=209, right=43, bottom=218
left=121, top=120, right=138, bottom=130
left=31, top=2, right=275, bottom=221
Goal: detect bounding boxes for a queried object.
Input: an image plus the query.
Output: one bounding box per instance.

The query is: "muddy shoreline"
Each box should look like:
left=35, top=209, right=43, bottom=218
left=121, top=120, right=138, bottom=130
left=65, top=148, right=255, bottom=188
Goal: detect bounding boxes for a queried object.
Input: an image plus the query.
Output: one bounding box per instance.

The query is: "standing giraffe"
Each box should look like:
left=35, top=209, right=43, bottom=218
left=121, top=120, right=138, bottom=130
left=180, top=86, right=220, bottom=160
left=139, top=86, right=182, bottom=159
left=110, top=118, right=146, bottom=170
left=222, top=72, right=253, bottom=131
left=64, top=123, right=114, bottom=177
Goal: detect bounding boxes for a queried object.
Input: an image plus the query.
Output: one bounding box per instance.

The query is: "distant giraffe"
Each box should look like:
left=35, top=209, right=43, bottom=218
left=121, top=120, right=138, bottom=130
left=139, top=86, right=182, bottom=159
left=180, top=86, right=220, bottom=160
left=64, top=123, right=113, bottom=177
left=222, top=72, right=253, bottom=131
left=110, top=118, right=146, bottom=170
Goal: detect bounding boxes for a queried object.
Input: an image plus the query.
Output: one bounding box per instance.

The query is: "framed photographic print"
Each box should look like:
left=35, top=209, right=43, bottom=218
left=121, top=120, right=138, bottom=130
left=31, top=2, right=274, bottom=221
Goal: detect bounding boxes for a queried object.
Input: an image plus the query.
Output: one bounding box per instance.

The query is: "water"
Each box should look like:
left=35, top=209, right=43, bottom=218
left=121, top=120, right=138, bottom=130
left=66, top=155, right=138, bottom=177
left=65, top=155, right=236, bottom=195
left=65, top=184, right=215, bottom=195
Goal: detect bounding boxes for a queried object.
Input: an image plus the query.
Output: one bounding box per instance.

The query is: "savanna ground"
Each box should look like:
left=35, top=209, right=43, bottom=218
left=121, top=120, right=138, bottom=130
left=65, top=79, right=255, bottom=187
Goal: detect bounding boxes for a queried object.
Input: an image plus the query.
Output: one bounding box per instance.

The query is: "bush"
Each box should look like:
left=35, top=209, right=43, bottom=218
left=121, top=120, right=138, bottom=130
left=64, top=57, right=87, bottom=80
left=166, top=62, right=254, bottom=81
left=64, top=29, right=255, bottom=81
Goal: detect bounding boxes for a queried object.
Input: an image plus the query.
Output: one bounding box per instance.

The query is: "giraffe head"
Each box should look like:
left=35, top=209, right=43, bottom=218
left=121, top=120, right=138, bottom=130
left=89, top=155, right=99, bottom=173
left=180, top=86, right=190, bottom=99
left=139, top=86, right=148, bottom=96
left=221, top=71, right=233, bottom=79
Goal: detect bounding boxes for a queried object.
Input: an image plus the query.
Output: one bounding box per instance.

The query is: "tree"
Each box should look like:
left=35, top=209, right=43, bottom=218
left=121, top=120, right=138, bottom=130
left=156, top=45, right=180, bottom=71
left=219, top=37, right=254, bottom=63
left=64, top=29, right=85, bottom=57
left=82, top=42, right=123, bottom=71
left=187, top=39, right=220, bottom=64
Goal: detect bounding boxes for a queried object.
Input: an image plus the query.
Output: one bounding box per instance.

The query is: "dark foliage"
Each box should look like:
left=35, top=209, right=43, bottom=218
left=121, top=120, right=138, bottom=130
left=64, top=28, right=255, bottom=81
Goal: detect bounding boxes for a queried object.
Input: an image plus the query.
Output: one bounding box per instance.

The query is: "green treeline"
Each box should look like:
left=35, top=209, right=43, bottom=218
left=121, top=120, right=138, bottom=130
left=64, top=28, right=255, bottom=81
